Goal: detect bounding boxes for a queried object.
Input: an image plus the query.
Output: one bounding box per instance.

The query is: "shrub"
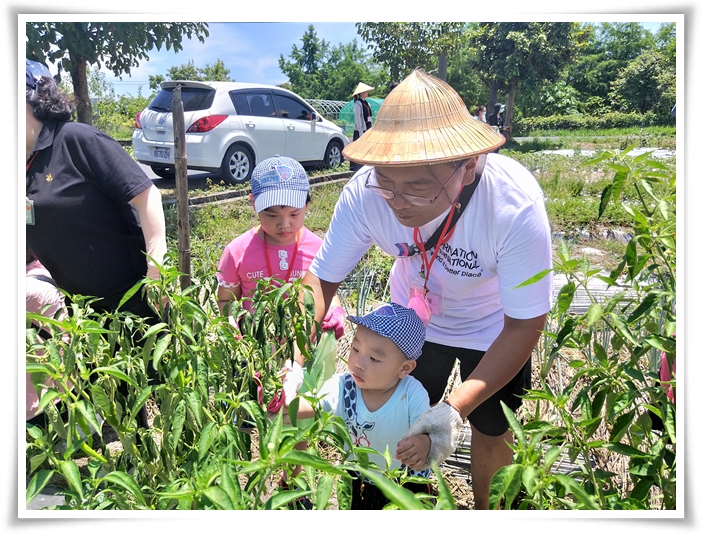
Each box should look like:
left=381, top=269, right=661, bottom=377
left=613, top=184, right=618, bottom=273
left=515, top=112, right=665, bottom=136
left=490, top=146, right=676, bottom=510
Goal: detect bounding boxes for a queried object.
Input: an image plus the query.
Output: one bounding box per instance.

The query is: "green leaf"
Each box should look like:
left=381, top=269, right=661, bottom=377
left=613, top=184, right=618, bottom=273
left=543, top=445, right=563, bottom=471
left=600, top=442, right=648, bottom=458
left=521, top=465, right=538, bottom=495
left=129, top=386, right=154, bottom=424
left=43, top=402, right=67, bottom=440
left=36, top=389, right=61, bottom=414
left=512, top=268, right=552, bottom=289
left=220, top=463, right=244, bottom=509
left=59, top=460, right=83, bottom=501
left=630, top=477, right=655, bottom=501
left=556, top=282, right=576, bottom=315
left=169, top=397, right=187, bottom=451
left=185, top=390, right=203, bottom=429
left=500, top=402, right=524, bottom=448
left=586, top=303, right=604, bottom=327
left=353, top=467, right=424, bottom=510
left=598, top=183, right=613, bottom=219
left=198, top=422, right=217, bottom=462
left=202, top=486, right=234, bottom=510
left=553, top=474, right=599, bottom=509
left=153, top=333, right=172, bottom=370
left=628, top=293, right=660, bottom=323
left=74, top=399, right=102, bottom=437
left=101, top=471, right=148, bottom=508
left=90, top=384, right=118, bottom=427
left=315, top=475, right=334, bottom=510
left=276, top=451, right=346, bottom=475
left=610, top=313, right=640, bottom=347
left=489, top=464, right=523, bottom=509
left=26, top=470, right=54, bottom=506
left=610, top=411, right=636, bottom=442
left=90, top=367, right=138, bottom=388
left=432, top=468, right=456, bottom=510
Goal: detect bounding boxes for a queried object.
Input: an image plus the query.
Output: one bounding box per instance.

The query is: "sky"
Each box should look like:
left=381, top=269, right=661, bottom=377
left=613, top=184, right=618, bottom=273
left=38, top=19, right=670, bottom=98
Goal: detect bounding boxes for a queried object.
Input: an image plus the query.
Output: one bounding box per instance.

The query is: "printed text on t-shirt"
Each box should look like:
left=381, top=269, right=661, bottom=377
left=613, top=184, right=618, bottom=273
left=435, top=242, right=483, bottom=278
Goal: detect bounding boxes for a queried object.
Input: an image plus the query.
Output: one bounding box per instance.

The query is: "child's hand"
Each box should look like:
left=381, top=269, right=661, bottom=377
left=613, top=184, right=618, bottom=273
left=395, top=434, right=431, bottom=471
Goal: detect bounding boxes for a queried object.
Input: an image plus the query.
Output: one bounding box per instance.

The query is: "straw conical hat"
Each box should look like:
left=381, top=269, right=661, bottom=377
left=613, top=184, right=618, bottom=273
left=343, top=69, right=505, bottom=166
left=352, top=82, right=374, bottom=97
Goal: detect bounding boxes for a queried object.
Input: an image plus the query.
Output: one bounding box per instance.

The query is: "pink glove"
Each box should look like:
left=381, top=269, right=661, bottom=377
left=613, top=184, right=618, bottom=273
left=322, top=306, right=346, bottom=339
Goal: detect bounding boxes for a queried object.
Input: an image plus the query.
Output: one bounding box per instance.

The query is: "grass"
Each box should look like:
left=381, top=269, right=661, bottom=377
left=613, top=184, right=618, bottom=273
left=161, top=128, right=675, bottom=281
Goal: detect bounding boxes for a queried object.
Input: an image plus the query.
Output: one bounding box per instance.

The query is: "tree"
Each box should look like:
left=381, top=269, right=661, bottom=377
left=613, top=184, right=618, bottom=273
left=469, top=23, right=590, bottom=128
left=279, top=25, right=388, bottom=101
left=26, top=22, right=210, bottom=125
left=655, top=22, right=676, bottom=67
left=567, top=22, right=656, bottom=109
left=164, top=58, right=232, bottom=82
left=609, top=50, right=675, bottom=116
left=356, top=22, right=467, bottom=81
left=278, top=25, right=329, bottom=99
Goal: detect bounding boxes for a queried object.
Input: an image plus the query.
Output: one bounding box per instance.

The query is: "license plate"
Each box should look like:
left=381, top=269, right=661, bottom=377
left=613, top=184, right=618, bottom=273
left=153, top=147, right=170, bottom=160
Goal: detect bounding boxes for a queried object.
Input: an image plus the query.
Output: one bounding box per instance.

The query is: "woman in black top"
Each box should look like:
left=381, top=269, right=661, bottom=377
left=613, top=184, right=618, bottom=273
left=25, top=59, right=166, bottom=322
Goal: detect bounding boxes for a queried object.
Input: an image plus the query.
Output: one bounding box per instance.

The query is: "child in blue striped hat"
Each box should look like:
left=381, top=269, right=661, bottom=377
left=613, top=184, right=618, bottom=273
left=281, top=302, right=433, bottom=509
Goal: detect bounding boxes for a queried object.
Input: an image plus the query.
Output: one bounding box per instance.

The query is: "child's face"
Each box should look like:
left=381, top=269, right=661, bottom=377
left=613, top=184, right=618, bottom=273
left=257, top=204, right=308, bottom=246
left=347, top=325, right=416, bottom=392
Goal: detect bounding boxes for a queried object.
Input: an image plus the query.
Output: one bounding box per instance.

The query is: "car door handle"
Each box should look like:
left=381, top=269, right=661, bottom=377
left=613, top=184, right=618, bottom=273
left=287, top=125, right=295, bottom=130
left=245, top=121, right=256, bottom=128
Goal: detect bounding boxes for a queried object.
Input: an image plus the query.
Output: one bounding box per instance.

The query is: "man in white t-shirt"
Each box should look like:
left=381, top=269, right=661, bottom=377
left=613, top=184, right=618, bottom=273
left=298, top=69, right=554, bottom=509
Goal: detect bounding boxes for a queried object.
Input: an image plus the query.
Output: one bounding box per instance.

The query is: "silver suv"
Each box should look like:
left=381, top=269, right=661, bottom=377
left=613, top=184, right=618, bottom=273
left=133, top=81, right=348, bottom=183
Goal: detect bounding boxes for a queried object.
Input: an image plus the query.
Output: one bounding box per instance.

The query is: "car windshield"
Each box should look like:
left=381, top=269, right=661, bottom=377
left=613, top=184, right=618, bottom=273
left=149, top=87, right=216, bottom=113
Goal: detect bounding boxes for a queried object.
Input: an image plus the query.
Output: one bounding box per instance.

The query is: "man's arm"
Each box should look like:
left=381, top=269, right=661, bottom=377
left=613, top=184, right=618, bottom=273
left=302, top=271, right=342, bottom=325
left=445, top=313, right=547, bottom=417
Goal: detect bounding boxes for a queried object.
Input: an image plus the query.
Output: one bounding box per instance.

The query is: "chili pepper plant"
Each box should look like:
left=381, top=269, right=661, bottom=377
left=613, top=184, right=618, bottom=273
left=490, top=145, right=676, bottom=510
left=26, top=266, right=450, bottom=509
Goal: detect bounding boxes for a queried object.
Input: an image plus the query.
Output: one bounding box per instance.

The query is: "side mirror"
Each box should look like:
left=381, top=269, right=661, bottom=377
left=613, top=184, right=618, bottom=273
left=311, top=112, right=318, bottom=121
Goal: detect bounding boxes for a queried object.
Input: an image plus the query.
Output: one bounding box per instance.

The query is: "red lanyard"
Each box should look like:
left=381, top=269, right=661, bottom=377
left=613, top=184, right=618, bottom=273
left=26, top=152, right=39, bottom=172
left=413, top=201, right=459, bottom=293
left=263, top=229, right=301, bottom=284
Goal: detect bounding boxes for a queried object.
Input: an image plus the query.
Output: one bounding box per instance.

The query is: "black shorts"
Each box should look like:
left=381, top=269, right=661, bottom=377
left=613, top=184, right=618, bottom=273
left=411, top=341, right=531, bottom=437
left=350, top=475, right=433, bottom=510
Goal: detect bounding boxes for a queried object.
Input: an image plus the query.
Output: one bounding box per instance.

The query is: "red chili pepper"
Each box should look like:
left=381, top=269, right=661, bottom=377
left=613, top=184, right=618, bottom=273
left=266, top=389, right=286, bottom=413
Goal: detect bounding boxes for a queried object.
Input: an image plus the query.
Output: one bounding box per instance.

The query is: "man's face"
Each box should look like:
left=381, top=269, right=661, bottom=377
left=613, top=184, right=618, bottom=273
left=372, top=157, right=478, bottom=227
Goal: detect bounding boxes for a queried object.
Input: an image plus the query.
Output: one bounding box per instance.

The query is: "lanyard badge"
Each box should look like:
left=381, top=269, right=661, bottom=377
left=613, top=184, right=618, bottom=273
left=26, top=198, right=35, bottom=225
left=408, top=285, right=431, bottom=326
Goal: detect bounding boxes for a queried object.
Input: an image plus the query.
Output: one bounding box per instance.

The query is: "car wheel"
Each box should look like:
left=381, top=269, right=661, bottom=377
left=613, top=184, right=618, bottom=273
left=220, top=144, right=253, bottom=184
left=150, top=166, right=176, bottom=179
left=324, top=140, right=344, bottom=169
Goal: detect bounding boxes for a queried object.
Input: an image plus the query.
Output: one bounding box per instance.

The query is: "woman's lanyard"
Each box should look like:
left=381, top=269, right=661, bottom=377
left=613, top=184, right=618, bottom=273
left=263, top=229, right=301, bottom=284
left=26, top=152, right=39, bottom=172
left=412, top=194, right=461, bottom=293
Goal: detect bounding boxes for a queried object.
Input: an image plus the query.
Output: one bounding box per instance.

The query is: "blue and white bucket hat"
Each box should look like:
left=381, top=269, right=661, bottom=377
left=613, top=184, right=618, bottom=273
left=250, top=155, right=310, bottom=212
left=348, top=302, right=426, bottom=360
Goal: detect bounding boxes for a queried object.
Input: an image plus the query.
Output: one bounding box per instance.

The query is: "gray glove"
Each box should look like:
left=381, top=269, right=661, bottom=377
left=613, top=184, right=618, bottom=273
left=402, top=401, right=464, bottom=468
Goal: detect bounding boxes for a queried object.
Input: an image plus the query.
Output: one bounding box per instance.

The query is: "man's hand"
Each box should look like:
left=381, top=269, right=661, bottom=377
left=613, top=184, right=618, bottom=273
left=321, top=305, right=346, bottom=339
left=395, top=434, right=431, bottom=471
left=399, top=402, right=463, bottom=469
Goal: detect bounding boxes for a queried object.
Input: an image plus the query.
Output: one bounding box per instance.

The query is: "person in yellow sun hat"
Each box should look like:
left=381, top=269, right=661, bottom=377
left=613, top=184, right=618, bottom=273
left=301, top=69, right=554, bottom=509
left=350, top=81, right=374, bottom=171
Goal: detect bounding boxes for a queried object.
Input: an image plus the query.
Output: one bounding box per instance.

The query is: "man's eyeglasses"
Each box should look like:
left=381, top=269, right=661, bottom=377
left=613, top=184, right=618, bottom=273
left=364, top=162, right=464, bottom=207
